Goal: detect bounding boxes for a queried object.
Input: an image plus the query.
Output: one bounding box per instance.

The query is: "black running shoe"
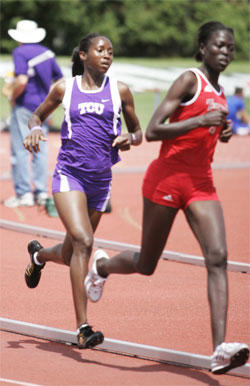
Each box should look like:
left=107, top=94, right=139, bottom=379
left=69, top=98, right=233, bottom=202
left=25, top=240, right=45, bottom=288
left=77, top=324, right=104, bottom=349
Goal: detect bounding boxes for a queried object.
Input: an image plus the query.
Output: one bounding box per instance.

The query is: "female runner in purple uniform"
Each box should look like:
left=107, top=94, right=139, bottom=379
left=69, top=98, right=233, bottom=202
left=23, top=33, right=142, bottom=349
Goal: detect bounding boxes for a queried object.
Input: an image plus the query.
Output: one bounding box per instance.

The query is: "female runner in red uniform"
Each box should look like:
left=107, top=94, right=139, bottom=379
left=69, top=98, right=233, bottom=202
left=85, top=21, right=249, bottom=373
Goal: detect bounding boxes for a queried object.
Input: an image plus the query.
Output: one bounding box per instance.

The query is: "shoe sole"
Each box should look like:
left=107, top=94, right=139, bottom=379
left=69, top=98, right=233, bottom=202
left=78, top=332, right=104, bottom=349
left=25, top=266, right=42, bottom=288
left=212, top=347, right=249, bottom=374
left=85, top=279, right=105, bottom=303
left=85, top=250, right=109, bottom=302
left=25, top=241, right=44, bottom=288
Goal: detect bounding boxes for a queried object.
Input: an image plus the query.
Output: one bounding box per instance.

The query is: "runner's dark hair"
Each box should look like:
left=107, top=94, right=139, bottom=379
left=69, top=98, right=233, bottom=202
left=195, top=21, right=234, bottom=61
left=72, top=33, right=102, bottom=76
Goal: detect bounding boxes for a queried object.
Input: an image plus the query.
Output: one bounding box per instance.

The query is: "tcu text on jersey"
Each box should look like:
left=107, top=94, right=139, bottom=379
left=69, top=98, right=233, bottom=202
left=78, top=102, right=104, bottom=115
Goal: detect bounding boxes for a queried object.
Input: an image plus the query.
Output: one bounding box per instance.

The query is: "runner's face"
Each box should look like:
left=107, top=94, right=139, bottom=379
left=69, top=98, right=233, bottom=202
left=201, top=30, right=235, bottom=72
left=84, top=37, right=113, bottom=74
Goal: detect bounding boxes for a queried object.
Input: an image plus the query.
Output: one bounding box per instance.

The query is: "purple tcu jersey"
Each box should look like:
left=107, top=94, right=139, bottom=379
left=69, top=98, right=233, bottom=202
left=56, top=75, right=122, bottom=174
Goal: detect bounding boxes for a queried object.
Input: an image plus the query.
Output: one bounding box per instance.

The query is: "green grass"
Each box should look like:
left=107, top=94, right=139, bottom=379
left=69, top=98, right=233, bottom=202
left=114, top=57, right=250, bottom=74
left=132, top=91, right=166, bottom=131
left=1, top=53, right=249, bottom=73
left=57, top=55, right=250, bottom=74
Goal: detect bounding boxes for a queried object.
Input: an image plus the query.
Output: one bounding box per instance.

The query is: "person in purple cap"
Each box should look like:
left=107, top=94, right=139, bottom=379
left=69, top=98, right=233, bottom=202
left=23, top=33, right=142, bottom=349
left=4, top=20, right=63, bottom=208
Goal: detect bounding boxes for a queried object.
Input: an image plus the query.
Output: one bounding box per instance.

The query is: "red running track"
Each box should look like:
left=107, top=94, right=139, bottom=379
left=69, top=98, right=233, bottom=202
left=0, top=131, right=249, bottom=385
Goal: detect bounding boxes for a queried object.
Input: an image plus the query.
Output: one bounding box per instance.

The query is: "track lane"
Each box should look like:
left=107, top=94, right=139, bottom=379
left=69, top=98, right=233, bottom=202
left=1, top=131, right=249, bottom=385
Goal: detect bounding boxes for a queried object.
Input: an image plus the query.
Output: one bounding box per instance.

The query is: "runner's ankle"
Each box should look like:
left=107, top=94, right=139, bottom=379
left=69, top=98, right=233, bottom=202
left=97, top=258, right=109, bottom=278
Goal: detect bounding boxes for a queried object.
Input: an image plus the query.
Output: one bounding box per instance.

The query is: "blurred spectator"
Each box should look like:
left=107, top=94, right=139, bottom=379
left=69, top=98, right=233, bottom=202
left=227, top=87, right=250, bottom=135
left=4, top=20, right=63, bottom=208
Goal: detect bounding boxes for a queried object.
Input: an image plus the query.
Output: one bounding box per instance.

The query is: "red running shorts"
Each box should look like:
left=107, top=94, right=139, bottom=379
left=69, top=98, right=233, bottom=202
left=142, top=158, right=219, bottom=210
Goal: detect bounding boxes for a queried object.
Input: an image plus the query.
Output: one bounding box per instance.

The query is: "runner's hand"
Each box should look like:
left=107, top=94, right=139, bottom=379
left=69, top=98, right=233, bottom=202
left=23, top=129, right=48, bottom=153
left=112, top=133, right=131, bottom=151
left=219, top=119, right=233, bottom=143
left=200, top=107, right=228, bottom=127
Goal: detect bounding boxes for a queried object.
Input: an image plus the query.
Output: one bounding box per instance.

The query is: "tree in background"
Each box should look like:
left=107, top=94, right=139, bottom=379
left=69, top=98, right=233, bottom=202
left=1, top=0, right=249, bottom=59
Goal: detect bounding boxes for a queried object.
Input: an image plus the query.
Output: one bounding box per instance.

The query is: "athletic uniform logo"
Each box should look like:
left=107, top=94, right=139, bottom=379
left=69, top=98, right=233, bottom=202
left=204, top=84, right=214, bottom=93
left=206, top=98, right=224, bottom=112
left=163, top=194, right=174, bottom=201
left=209, top=126, right=216, bottom=134
left=206, top=98, right=225, bottom=135
left=78, top=102, right=104, bottom=115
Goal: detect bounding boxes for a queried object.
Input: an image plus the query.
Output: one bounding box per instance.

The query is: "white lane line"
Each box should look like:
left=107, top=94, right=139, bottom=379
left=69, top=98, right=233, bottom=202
left=0, top=378, right=44, bottom=386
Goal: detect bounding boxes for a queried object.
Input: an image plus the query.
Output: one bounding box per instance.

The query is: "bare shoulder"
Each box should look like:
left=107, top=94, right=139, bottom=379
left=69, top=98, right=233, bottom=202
left=177, top=70, right=197, bottom=87
left=167, top=69, right=198, bottom=99
left=51, top=78, right=66, bottom=102
left=117, top=80, right=133, bottom=101
left=117, top=80, right=131, bottom=93
left=54, top=78, right=66, bottom=93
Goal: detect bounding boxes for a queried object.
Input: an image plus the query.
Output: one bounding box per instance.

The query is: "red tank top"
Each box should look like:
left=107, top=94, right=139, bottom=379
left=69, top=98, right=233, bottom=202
left=159, top=68, right=227, bottom=169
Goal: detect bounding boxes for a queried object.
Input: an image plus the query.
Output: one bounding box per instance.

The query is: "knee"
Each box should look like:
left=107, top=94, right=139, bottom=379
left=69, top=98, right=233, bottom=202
left=205, top=246, right=227, bottom=271
left=137, top=266, right=155, bottom=276
left=134, top=253, right=156, bottom=276
left=70, top=228, right=94, bottom=256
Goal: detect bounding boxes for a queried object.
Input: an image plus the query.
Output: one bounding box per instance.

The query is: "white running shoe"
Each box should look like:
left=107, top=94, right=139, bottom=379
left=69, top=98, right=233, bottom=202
left=4, top=192, right=34, bottom=208
left=84, top=249, right=109, bottom=302
left=211, top=342, right=249, bottom=374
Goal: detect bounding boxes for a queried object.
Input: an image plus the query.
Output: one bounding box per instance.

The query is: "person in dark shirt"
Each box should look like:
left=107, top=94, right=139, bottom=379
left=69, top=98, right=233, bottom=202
left=4, top=20, right=63, bottom=208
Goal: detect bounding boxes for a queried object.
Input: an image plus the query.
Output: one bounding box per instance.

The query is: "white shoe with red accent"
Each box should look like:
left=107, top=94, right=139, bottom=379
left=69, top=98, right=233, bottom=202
left=84, top=249, right=109, bottom=302
left=211, top=342, right=249, bottom=374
